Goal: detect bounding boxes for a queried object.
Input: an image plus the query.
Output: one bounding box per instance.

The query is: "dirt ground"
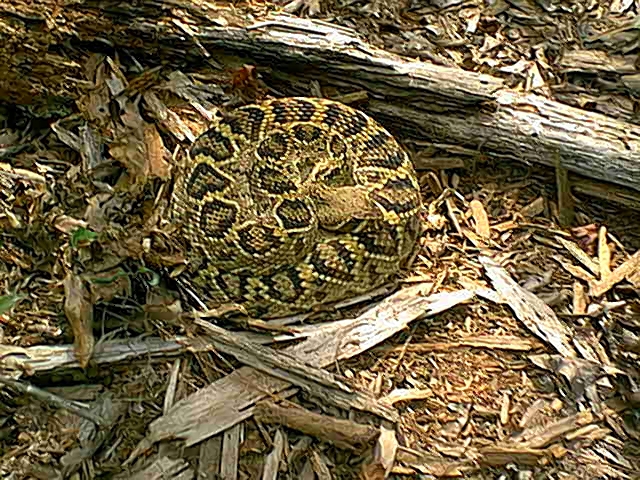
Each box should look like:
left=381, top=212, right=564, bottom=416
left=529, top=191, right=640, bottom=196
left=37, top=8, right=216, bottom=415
left=1, top=0, right=640, bottom=479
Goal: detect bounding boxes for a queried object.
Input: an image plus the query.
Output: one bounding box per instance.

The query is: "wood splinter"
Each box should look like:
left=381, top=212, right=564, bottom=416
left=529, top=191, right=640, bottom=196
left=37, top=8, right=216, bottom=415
left=254, top=400, right=380, bottom=452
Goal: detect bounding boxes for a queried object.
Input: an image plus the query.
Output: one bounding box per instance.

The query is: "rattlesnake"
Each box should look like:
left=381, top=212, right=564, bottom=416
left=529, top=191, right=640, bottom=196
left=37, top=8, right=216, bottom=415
left=170, top=97, right=422, bottom=318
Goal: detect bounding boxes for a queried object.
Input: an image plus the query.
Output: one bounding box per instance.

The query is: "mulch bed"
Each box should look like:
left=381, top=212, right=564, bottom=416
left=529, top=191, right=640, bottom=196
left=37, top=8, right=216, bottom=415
left=1, top=1, right=639, bottom=478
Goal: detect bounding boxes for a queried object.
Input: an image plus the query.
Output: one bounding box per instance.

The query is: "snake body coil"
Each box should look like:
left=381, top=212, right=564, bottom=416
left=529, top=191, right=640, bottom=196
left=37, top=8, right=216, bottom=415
left=171, top=97, right=422, bottom=317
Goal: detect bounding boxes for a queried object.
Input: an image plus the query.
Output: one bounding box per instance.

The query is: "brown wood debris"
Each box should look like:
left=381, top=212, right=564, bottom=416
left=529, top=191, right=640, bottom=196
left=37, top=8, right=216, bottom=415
left=2, top=6, right=640, bottom=191
left=589, top=251, right=640, bottom=297
left=126, top=286, right=474, bottom=458
left=1, top=1, right=640, bottom=479
left=481, top=256, right=577, bottom=359
left=254, top=400, right=378, bottom=452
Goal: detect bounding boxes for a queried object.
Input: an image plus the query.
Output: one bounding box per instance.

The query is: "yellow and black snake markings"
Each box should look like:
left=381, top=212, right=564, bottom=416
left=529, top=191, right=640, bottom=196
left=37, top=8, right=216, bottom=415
left=171, top=97, right=422, bottom=318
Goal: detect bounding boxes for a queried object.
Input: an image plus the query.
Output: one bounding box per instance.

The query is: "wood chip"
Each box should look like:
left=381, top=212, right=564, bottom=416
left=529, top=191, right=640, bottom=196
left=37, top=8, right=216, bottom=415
left=414, top=155, right=466, bottom=171
left=461, top=227, right=484, bottom=247
left=380, top=388, right=433, bottom=406
left=556, top=237, right=600, bottom=276
left=446, top=196, right=463, bottom=235
left=572, top=175, right=640, bottom=211
left=572, top=281, right=587, bottom=315
left=553, top=255, right=597, bottom=283
left=262, top=429, right=286, bottom=480
left=500, top=393, right=510, bottom=425
left=598, top=226, right=611, bottom=280
left=125, top=457, right=194, bottom=480
left=520, top=197, right=545, bottom=218
left=361, top=426, right=398, bottom=479
left=469, top=199, right=491, bottom=239
left=378, top=336, right=538, bottom=354
left=559, top=50, right=637, bottom=74
left=476, top=445, right=567, bottom=467
left=481, top=257, right=577, bottom=359
left=220, top=424, right=242, bottom=480
left=143, top=124, right=172, bottom=179
left=519, top=410, right=594, bottom=448
left=396, top=446, right=472, bottom=476
left=194, top=318, right=399, bottom=422
left=0, top=336, right=206, bottom=374
left=255, top=401, right=378, bottom=452
left=492, top=220, right=518, bottom=232
left=163, top=358, right=181, bottom=414
left=555, top=157, right=574, bottom=227
left=309, top=450, right=332, bottom=480
left=63, top=273, right=95, bottom=369
left=0, top=162, right=47, bottom=183
left=589, top=251, right=640, bottom=297
left=60, top=392, right=127, bottom=477
left=518, top=399, right=550, bottom=429
left=565, top=424, right=610, bottom=442
left=198, top=436, right=223, bottom=480
left=331, top=90, right=369, bottom=104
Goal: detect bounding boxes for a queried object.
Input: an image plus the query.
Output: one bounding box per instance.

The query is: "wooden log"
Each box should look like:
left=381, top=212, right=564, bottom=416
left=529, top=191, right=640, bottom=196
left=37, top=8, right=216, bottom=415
left=0, top=3, right=639, bottom=190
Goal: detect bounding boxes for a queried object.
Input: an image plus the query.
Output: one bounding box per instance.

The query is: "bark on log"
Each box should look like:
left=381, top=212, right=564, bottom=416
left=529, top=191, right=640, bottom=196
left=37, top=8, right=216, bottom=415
left=1, top=2, right=639, bottom=191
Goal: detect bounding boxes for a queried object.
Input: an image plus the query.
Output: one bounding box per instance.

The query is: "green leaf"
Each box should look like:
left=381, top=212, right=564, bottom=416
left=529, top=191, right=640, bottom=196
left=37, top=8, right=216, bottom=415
left=137, top=266, right=161, bottom=287
left=88, top=269, right=128, bottom=285
left=0, top=293, right=25, bottom=314
left=71, top=227, right=98, bottom=248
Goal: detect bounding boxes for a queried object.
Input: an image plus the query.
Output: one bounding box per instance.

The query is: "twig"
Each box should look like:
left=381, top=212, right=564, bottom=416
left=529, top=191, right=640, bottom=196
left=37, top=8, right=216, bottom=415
left=254, top=400, right=379, bottom=451
left=0, top=375, right=106, bottom=427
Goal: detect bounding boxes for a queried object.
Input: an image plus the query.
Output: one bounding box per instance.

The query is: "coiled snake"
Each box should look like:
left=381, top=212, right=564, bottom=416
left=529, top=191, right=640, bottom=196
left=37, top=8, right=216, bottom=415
left=170, top=97, right=422, bottom=318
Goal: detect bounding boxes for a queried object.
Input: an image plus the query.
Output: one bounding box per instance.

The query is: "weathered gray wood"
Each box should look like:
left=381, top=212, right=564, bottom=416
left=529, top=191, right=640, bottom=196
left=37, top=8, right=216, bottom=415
left=161, top=15, right=640, bottom=190
left=194, top=318, right=400, bottom=422
left=126, top=287, right=474, bottom=459
left=481, top=256, right=578, bottom=359
left=0, top=336, right=197, bottom=374
left=1, top=5, right=639, bottom=190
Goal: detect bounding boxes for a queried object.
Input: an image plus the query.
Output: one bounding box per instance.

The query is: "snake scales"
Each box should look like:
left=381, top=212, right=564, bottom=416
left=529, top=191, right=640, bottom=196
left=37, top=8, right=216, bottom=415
left=170, top=97, right=422, bottom=318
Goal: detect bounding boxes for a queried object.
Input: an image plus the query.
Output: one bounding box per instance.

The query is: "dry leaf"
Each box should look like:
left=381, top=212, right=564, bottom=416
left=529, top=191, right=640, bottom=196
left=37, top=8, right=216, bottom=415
left=143, top=124, right=171, bottom=179
left=63, top=272, right=95, bottom=368
left=232, top=64, right=257, bottom=89
left=54, top=216, right=89, bottom=234
left=110, top=135, right=146, bottom=176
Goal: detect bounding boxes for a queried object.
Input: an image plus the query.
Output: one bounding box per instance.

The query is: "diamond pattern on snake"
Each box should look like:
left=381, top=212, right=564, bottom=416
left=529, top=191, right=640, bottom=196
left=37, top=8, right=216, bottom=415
left=170, top=97, right=423, bottom=318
